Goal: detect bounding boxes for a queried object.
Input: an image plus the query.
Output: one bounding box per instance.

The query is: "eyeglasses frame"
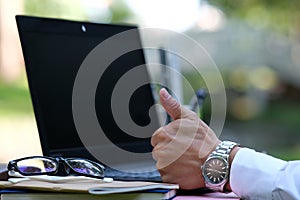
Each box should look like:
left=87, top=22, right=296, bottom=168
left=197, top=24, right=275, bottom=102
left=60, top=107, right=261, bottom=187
left=8, top=156, right=105, bottom=179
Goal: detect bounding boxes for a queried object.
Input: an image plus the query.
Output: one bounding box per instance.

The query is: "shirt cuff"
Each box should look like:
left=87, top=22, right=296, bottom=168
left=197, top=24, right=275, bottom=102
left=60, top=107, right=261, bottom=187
left=230, top=148, right=287, bottom=199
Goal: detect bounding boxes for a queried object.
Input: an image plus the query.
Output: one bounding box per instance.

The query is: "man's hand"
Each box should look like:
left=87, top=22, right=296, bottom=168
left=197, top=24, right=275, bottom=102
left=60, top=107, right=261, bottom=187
left=151, top=88, right=220, bottom=189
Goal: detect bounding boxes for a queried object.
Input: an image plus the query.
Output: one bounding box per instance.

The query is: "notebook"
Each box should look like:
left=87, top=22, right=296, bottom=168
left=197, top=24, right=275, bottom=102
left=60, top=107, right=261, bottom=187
left=16, top=15, right=162, bottom=182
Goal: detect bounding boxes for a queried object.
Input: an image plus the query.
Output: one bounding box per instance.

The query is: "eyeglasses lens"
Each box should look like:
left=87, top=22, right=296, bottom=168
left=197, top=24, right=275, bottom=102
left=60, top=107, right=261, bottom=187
left=16, top=157, right=57, bottom=175
left=66, top=159, right=104, bottom=177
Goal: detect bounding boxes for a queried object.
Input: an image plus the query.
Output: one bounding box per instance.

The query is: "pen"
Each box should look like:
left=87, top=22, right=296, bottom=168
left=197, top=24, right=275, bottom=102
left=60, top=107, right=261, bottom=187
left=189, top=88, right=207, bottom=115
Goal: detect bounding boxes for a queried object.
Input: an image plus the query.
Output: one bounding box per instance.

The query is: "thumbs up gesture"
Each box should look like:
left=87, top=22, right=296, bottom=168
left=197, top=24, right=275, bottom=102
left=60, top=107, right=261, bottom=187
left=151, top=88, right=221, bottom=189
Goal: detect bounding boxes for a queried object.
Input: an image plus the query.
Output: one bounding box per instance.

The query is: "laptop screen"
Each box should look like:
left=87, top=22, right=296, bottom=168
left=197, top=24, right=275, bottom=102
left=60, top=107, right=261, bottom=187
left=16, top=16, right=160, bottom=163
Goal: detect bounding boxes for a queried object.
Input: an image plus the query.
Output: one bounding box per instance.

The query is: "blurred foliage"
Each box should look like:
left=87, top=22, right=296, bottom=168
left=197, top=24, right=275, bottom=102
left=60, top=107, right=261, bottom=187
left=270, top=146, right=300, bottom=161
left=209, top=0, right=300, bottom=35
left=24, top=0, right=87, bottom=20
left=0, top=81, right=33, bottom=116
left=24, top=0, right=133, bottom=24
left=259, top=102, right=300, bottom=130
left=109, top=0, right=133, bottom=23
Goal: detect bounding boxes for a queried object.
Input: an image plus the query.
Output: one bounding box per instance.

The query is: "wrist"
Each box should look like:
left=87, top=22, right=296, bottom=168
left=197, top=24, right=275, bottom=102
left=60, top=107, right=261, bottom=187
left=224, top=146, right=241, bottom=192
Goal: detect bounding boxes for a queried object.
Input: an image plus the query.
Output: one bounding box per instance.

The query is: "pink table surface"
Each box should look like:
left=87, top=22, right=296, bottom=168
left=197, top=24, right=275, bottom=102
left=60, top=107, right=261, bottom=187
left=174, top=192, right=239, bottom=200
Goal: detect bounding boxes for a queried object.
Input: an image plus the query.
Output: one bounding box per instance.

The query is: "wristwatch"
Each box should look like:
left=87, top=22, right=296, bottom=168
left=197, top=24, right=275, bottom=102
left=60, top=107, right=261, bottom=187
left=201, top=141, right=239, bottom=192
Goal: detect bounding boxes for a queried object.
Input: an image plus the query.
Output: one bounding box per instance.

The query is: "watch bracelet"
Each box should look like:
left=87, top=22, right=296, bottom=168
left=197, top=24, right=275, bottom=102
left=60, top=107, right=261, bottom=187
left=211, top=141, right=239, bottom=161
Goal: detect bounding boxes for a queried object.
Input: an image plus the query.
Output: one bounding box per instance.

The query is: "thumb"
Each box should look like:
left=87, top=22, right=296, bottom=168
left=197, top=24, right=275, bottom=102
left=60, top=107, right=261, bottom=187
left=159, top=88, right=192, bottom=120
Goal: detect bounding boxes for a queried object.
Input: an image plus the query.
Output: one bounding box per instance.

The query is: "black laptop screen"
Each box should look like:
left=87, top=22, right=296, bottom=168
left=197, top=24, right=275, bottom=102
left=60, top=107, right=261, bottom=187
left=16, top=16, right=159, bottom=160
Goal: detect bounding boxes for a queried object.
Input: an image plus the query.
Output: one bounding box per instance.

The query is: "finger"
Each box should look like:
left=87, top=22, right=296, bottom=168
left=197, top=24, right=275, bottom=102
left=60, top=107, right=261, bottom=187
left=151, top=146, right=158, bottom=161
left=151, top=127, right=163, bottom=147
left=159, top=88, right=191, bottom=120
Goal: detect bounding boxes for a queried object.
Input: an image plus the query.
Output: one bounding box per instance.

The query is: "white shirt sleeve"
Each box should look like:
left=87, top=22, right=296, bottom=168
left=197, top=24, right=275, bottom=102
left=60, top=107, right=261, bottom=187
left=230, top=148, right=300, bottom=199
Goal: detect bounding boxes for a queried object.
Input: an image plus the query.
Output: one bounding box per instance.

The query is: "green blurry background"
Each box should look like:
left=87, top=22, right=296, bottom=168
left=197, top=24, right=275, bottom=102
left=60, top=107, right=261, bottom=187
left=0, top=0, right=299, bottom=162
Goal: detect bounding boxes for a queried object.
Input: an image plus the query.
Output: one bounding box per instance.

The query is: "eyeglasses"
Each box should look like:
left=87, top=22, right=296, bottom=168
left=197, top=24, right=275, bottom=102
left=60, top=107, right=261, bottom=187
left=8, top=156, right=105, bottom=179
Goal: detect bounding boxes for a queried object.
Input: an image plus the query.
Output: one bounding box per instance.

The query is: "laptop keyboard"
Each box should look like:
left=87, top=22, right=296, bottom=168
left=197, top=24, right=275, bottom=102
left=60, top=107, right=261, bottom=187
left=105, top=168, right=162, bottom=182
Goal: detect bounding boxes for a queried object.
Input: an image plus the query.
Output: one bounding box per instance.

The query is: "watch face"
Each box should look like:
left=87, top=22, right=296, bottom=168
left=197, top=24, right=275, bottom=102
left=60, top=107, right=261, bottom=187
left=203, top=157, right=229, bottom=185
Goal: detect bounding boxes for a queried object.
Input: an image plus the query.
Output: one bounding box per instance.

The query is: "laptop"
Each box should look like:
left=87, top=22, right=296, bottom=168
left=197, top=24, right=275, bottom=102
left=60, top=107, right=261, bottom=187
left=16, top=15, right=162, bottom=181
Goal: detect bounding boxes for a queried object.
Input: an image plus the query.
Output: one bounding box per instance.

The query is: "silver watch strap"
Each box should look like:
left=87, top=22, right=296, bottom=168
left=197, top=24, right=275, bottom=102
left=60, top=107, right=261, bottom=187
left=211, top=141, right=239, bottom=161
